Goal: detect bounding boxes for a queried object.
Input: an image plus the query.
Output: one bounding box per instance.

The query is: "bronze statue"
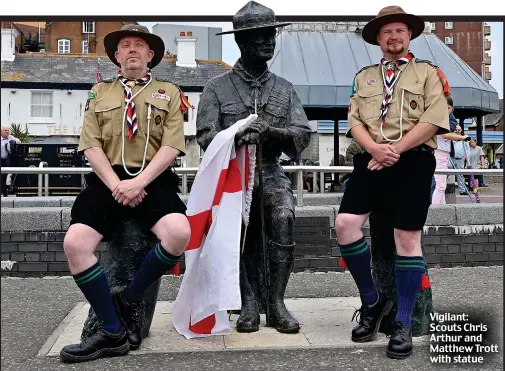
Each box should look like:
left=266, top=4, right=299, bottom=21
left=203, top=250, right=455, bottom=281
left=196, top=1, right=311, bottom=333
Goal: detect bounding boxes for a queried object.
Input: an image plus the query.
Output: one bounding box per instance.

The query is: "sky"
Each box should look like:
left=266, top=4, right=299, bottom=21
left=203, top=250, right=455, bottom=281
left=140, top=21, right=503, bottom=99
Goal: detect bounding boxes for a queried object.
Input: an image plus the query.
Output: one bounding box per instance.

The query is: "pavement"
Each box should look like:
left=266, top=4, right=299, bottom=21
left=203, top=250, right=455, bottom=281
left=455, top=184, right=503, bottom=204
left=1, top=266, right=503, bottom=370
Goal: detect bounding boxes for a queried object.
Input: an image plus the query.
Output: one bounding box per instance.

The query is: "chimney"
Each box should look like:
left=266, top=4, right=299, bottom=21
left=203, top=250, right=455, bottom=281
left=175, top=31, right=198, bottom=68
left=1, top=28, right=19, bottom=61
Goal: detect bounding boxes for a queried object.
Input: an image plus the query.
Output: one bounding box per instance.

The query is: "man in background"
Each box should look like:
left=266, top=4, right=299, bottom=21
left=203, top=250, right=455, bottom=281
left=1, top=126, right=19, bottom=197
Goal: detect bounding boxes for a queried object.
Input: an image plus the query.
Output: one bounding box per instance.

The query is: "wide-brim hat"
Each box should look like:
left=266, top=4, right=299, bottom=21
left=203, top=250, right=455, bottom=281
left=104, top=24, right=165, bottom=68
left=216, top=1, right=291, bottom=36
left=361, top=5, right=425, bottom=45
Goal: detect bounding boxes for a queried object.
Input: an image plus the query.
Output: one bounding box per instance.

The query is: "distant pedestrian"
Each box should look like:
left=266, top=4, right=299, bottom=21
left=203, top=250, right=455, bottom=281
left=1, top=126, right=19, bottom=196
left=431, top=96, right=470, bottom=204
left=468, top=139, right=486, bottom=188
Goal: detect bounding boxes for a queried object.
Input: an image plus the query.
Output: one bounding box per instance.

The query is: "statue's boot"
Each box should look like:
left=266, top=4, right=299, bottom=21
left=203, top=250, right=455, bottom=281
left=268, top=241, right=300, bottom=333
left=236, top=258, right=260, bottom=332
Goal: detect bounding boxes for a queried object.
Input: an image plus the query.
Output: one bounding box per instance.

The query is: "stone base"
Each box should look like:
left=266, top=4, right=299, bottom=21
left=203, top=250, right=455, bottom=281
left=39, top=298, right=430, bottom=356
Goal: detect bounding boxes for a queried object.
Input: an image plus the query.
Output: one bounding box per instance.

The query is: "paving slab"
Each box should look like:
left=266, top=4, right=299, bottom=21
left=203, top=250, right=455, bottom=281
left=41, top=297, right=430, bottom=357
left=1, top=267, right=502, bottom=371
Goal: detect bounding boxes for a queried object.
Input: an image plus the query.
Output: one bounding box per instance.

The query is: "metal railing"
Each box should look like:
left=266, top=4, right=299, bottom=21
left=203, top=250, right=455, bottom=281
left=2, top=165, right=503, bottom=206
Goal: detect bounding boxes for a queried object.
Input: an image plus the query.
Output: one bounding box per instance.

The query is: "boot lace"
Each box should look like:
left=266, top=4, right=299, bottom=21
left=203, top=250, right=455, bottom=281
left=351, top=306, right=370, bottom=325
left=387, top=321, right=409, bottom=340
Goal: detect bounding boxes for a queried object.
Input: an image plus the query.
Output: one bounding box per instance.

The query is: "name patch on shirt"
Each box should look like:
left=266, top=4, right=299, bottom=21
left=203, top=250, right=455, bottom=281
left=152, top=93, right=170, bottom=101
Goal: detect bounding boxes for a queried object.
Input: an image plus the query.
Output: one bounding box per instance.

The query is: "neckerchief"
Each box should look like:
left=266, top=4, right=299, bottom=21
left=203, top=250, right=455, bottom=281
left=117, top=70, right=152, bottom=140
left=379, top=51, right=414, bottom=126
left=233, top=58, right=272, bottom=113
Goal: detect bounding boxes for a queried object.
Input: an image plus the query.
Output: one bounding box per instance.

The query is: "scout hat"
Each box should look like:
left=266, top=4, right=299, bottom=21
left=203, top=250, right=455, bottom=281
left=215, top=1, right=291, bottom=35
left=104, top=24, right=165, bottom=68
left=361, top=5, right=425, bottom=45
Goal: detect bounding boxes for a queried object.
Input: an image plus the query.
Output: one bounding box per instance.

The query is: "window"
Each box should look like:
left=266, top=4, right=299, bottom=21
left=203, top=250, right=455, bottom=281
left=445, top=36, right=453, bottom=45
left=82, top=22, right=95, bottom=33
left=31, top=91, right=53, bottom=118
left=58, top=39, right=70, bottom=54
left=445, top=22, right=453, bottom=29
left=430, top=22, right=436, bottom=31
left=82, top=40, right=88, bottom=54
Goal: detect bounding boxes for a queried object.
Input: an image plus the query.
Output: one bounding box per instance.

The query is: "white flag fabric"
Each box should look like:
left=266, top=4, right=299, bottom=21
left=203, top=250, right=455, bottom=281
left=171, top=114, right=257, bottom=339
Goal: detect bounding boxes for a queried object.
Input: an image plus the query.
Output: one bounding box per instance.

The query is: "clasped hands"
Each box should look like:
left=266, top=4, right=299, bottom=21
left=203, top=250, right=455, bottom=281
left=112, top=178, right=146, bottom=208
left=367, top=143, right=401, bottom=171
left=235, top=119, right=270, bottom=146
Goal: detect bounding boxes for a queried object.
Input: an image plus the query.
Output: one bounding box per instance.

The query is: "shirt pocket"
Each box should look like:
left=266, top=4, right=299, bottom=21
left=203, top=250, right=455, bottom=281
left=145, top=95, right=170, bottom=139
left=221, top=101, right=248, bottom=128
left=264, top=102, right=288, bottom=127
left=400, top=84, right=425, bottom=120
left=95, top=98, right=122, bottom=138
left=356, top=86, right=383, bottom=122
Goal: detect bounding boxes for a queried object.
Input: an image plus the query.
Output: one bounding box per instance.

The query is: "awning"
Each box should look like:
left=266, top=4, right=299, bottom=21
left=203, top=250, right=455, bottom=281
left=269, top=30, right=500, bottom=114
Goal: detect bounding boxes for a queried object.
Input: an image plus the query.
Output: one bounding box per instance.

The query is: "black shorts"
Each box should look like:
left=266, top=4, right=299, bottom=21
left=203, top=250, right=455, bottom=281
left=338, top=146, right=436, bottom=231
left=69, top=165, right=187, bottom=241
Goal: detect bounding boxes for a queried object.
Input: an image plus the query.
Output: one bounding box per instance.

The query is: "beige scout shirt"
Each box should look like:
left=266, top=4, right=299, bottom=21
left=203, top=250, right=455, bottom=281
left=346, top=59, right=449, bottom=149
left=78, top=77, right=186, bottom=169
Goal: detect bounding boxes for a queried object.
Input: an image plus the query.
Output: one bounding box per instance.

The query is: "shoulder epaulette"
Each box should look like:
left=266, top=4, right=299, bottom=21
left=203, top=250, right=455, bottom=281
left=155, top=78, right=194, bottom=112
left=99, top=77, right=116, bottom=83
left=155, top=77, right=173, bottom=83
left=356, top=63, right=379, bottom=76
left=415, top=58, right=438, bottom=68
left=415, top=59, right=451, bottom=96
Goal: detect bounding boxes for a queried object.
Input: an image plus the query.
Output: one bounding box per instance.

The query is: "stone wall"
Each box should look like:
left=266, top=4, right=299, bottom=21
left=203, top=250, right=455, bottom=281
left=1, top=196, right=503, bottom=277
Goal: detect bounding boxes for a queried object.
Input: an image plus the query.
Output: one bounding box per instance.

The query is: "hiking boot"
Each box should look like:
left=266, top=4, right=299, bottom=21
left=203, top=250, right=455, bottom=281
left=351, top=294, right=393, bottom=342
left=59, top=328, right=129, bottom=363
left=386, top=321, right=413, bottom=359
left=112, top=288, right=142, bottom=350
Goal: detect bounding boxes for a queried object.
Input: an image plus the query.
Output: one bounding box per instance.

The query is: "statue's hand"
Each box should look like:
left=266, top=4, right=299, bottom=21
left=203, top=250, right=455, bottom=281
left=247, top=120, right=270, bottom=137
left=236, top=132, right=261, bottom=146
left=235, top=120, right=270, bottom=146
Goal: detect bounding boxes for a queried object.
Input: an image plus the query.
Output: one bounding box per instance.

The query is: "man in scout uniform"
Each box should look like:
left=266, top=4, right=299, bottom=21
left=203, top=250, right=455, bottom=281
left=334, top=6, right=449, bottom=359
left=197, top=1, right=311, bottom=334
left=60, top=24, right=190, bottom=363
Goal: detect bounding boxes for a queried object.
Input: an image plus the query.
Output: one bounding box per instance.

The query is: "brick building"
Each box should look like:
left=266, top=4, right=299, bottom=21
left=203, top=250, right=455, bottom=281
left=0, top=22, right=45, bottom=52
left=429, top=22, right=491, bottom=81
left=44, top=21, right=137, bottom=54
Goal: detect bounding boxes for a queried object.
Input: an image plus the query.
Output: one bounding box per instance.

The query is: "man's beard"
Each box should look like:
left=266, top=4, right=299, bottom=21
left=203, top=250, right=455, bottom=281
left=386, top=43, right=405, bottom=55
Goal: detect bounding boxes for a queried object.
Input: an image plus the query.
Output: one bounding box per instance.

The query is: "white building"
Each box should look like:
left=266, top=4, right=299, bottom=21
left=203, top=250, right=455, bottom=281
left=0, top=28, right=230, bottom=167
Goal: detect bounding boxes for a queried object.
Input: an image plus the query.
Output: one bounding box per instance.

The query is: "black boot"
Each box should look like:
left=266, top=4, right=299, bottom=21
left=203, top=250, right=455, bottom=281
left=60, top=327, right=129, bottom=363
left=236, top=258, right=260, bottom=332
left=351, top=294, right=393, bottom=342
left=112, top=288, right=142, bottom=350
left=267, top=241, right=300, bottom=334
left=386, top=321, right=413, bottom=359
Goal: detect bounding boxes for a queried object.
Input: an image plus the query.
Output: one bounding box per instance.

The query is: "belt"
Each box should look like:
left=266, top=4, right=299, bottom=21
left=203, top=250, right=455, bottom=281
left=410, top=144, right=434, bottom=154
